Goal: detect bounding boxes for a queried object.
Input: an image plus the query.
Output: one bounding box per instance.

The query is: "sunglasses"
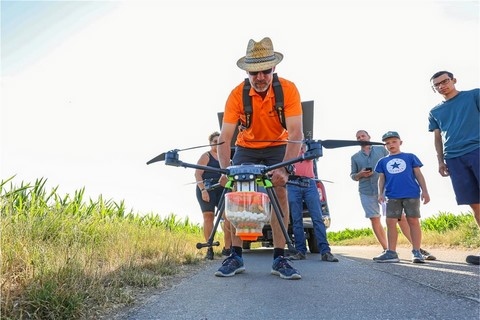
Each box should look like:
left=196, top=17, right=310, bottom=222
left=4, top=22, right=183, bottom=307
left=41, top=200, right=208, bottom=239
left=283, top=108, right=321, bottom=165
left=248, top=68, right=273, bottom=76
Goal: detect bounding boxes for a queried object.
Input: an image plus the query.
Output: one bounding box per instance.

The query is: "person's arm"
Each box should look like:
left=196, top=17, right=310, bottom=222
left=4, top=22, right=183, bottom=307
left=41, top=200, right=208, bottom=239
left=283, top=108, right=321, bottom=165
left=194, top=152, right=209, bottom=192
left=218, top=123, right=235, bottom=169
left=269, top=115, right=303, bottom=187
left=283, top=115, right=303, bottom=161
left=350, top=156, right=359, bottom=181
left=377, top=173, right=385, bottom=204
left=217, top=122, right=236, bottom=186
left=414, top=167, right=430, bottom=204
left=433, top=129, right=449, bottom=177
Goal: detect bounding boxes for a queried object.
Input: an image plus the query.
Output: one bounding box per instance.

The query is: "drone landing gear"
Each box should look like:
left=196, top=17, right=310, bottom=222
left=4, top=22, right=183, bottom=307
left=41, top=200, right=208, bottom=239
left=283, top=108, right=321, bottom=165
left=196, top=189, right=225, bottom=251
left=265, top=186, right=296, bottom=253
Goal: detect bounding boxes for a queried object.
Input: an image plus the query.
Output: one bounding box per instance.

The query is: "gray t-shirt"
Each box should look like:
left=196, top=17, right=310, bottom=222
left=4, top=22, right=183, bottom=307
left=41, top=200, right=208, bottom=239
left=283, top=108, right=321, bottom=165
left=350, top=146, right=388, bottom=196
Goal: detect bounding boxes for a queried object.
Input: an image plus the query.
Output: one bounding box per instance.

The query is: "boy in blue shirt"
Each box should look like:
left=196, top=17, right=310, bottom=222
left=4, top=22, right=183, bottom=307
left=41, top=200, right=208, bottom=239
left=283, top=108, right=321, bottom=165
left=373, top=131, right=430, bottom=263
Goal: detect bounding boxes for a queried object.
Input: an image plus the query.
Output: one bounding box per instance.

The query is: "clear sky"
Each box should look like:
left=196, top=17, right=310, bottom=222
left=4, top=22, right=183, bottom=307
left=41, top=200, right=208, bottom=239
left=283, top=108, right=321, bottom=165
left=1, top=0, right=479, bottom=231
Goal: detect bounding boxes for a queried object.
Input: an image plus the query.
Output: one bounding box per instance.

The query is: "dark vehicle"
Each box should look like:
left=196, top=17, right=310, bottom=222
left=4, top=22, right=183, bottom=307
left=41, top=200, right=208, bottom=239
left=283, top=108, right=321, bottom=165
left=217, top=101, right=331, bottom=253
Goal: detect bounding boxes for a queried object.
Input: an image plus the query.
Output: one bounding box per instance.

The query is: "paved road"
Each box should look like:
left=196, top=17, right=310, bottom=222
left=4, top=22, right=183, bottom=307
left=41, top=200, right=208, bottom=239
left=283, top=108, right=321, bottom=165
left=115, top=246, right=479, bottom=320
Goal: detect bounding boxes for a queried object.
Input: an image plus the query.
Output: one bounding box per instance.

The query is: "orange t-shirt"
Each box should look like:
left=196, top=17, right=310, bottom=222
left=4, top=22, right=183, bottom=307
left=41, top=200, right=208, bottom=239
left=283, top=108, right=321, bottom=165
left=223, top=76, right=302, bottom=149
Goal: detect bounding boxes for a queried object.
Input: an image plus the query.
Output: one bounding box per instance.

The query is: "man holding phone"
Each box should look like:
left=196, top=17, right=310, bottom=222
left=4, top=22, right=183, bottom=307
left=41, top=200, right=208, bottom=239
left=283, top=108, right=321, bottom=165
left=351, top=130, right=389, bottom=252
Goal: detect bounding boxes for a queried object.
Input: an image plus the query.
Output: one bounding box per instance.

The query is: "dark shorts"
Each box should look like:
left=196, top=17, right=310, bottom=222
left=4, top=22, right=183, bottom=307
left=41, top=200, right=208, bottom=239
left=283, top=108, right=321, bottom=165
left=232, top=145, right=286, bottom=166
left=385, top=198, right=421, bottom=219
left=196, top=187, right=224, bottom=213
left=232, top=145, right=286, bottom=193
left=446, top=148, right=480, bottom=205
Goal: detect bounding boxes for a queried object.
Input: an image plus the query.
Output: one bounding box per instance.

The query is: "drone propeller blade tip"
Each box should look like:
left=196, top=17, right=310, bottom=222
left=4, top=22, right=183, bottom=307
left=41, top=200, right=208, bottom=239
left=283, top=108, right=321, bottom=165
left=146, top=153, right=166, bottom=165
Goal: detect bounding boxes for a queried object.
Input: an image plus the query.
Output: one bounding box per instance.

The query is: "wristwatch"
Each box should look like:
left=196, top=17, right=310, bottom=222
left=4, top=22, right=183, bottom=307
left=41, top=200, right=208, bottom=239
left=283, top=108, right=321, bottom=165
left=284, top=164, right=295, bottom=175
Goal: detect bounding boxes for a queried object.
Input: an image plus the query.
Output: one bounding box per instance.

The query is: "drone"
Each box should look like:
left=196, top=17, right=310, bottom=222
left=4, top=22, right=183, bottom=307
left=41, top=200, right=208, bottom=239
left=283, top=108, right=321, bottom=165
left=147, top=138, right=384, bottom=254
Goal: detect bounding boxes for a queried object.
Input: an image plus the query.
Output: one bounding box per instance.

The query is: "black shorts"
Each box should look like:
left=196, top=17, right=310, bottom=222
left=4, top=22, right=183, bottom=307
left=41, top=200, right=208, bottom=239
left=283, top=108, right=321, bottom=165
left=232, top=145, right=286, bottom=166
left=196, top=187, right=224, bottom=213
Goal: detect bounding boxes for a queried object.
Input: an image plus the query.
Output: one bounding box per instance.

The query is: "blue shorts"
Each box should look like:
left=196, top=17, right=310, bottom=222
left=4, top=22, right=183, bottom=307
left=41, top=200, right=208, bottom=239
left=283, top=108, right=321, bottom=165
left=446, top=148, right=480, bottom=205
left=359, top=193, right=382, bottom=218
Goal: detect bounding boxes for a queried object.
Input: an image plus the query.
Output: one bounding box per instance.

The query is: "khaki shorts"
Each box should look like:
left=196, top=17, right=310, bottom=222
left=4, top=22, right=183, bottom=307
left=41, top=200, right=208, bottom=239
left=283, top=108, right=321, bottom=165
left=385, top=198, right=421, bottom=219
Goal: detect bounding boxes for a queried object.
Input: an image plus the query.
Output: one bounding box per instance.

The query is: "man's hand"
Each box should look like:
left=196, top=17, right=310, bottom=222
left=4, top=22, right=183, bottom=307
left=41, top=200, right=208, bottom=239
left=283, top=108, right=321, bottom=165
left=269, top=168, right=289, bottom=187
left=358, top=168, right=374, bottom=180
left=421, top=191, right=430, bottom=204
left=363, top=168, right=374, bottom=177
left=438, top=163, right=449, bottom=177
left=378, top=195, right=385, bottom=204
left=219, top=174, right=229, bottom=187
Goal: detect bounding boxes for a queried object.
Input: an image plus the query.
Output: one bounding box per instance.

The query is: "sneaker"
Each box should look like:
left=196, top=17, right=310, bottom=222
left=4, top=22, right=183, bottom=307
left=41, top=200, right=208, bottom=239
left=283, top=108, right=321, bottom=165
left=221, top=247, right=231, bottom=256
left=214, top=252, right=245, bottom=277
left=373, top=250, right=400, bottom=263
left=412, top=249, right=425, bottom=263
left=289, top=252, right=306, bottom=260
left=205, top=247, right=214, bottom=260
left=321, top=252, right=339, bottom=262
left=420, top=248, right=436, bottom=260
left=271, top=256, right=302, bottom=280
left=466, top=255, right=480, bottom=265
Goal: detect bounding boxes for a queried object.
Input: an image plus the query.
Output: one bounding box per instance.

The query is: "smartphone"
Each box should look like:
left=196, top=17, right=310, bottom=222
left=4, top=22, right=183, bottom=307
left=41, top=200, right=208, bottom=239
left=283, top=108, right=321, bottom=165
left=365, top=167, right=372, bottom=172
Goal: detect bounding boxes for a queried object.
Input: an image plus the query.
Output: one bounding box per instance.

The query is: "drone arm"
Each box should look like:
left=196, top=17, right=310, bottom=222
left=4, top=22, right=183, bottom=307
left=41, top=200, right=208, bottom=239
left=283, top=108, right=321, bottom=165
left=263, top=153, right=315, bottom=173
left=168, top=161, right=227, bottom=175
left=262, top=143, right=322, bottom=173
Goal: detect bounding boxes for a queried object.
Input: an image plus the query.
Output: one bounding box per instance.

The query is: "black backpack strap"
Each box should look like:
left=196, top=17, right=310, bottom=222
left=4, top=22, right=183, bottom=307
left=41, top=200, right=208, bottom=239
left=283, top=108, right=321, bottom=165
left=272, top=73, right=286, bottom=129
left=242, top=74, right=285, bottom=129
left=242, top=78, right=252, bottom=128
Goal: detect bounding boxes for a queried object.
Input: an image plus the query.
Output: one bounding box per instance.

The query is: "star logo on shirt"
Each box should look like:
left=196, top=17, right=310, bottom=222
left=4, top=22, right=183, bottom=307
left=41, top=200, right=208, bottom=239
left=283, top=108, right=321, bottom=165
left=386, top=158, right=406, bottom=174
left=391, top=161, right=401, bottom=170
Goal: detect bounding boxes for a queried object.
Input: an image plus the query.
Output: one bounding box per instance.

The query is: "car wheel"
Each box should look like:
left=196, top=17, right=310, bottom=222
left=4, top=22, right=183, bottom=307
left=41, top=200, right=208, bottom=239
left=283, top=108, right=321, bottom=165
left=307, top=229, right=319, bottom=253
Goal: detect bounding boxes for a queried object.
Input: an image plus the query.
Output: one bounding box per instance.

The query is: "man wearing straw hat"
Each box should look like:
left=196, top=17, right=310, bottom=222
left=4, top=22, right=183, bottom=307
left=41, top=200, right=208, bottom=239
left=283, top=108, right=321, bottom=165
left=216, top=37, right=304, bottom=280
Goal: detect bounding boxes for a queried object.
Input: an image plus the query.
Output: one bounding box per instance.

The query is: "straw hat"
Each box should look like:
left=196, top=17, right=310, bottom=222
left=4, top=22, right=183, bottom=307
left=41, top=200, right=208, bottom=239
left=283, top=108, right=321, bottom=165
left=236, top=37, right=283, bottom=72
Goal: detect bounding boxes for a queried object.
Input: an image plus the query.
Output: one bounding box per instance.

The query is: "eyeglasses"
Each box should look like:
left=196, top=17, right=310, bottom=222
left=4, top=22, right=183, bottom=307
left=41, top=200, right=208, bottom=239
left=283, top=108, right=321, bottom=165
left=432, top=78, right=451, bottom=89
left=248, top=68, right=273, bottom=76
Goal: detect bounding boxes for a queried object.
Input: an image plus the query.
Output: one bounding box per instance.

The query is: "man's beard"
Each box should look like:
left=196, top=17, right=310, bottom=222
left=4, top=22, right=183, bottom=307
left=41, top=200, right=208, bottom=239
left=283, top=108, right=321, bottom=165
left=252, top=81, right=269, bottom=92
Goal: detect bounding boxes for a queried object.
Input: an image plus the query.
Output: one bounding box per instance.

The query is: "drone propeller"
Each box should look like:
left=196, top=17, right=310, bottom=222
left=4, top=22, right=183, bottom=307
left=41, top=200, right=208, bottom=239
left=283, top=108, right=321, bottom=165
left=146, top=152, right=168, bottom=164
left=247, top=139, right=384, bottom=149
left=320, top=140, right=384, bottom=149
left=146, top=142, right=225, bottom=165
left=184, top=180, right=204, bottom=185
left=313, top=178, right=334, bottom=184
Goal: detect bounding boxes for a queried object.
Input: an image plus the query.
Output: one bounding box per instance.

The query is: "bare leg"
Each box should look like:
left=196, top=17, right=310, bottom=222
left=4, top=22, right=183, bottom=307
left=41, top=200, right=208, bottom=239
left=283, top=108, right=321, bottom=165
left=386, top=217, right=398, bottom=252
left=471, top=204, right=480, bottom=227
left=270, top=186, right=289, bottom=248
left=370, top=217, right=387, bottom=250
left=398, top=214, right=413, bottom=244
left=406, top=217, right=422, bottom=251
left=202, top=212, right=214, bottom=241
left=223, top=219, right=232, bottom=249
left=466, top=204, right=480, bottom=265
left=230, top=224, right=242, bottom=247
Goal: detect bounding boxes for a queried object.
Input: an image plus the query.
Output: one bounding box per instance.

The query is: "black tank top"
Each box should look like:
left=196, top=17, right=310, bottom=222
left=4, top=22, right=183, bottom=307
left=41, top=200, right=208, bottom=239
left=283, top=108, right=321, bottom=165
left=202, top=152, right=221, bottom=181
